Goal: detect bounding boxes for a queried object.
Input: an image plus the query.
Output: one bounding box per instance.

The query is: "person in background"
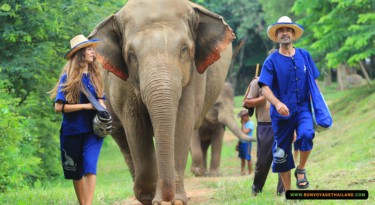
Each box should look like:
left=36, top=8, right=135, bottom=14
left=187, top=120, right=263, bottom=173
left=49, top=34, right=106, bottom=205
left=243, top=76, right=284, bottom=196
left=237, top=110, right=255, bottom=175
left=258, top=16, right=320, bottom=190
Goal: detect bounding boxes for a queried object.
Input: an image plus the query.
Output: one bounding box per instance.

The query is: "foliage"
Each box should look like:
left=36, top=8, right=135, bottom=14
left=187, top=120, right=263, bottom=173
left=258, top=0, right=295, bottom=31
left=196, top=0, right=263, bottom=38
left=292, top=0, right=375, bottom=69
left=0, top=83, right=42, bottom=192
left=0, top=0, right=126, bottom=192
left=195, top=0, right=266, bottom=57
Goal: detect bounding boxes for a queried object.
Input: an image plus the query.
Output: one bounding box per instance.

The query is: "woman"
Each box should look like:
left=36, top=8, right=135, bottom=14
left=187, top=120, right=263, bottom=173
left=49, top=34, right=105, bottom=205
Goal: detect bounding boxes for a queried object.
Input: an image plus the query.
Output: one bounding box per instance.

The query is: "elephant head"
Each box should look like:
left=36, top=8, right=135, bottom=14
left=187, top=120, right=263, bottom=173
left=90, top=0, right=234, bottom=84
left=206, top=82, right=250, bottom=141
left=89, top=0, right=235, bottom=204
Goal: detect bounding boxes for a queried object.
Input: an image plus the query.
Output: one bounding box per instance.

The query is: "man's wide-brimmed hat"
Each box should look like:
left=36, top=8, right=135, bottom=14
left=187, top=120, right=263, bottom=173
left=64, top=34, right=99, bottom=59
left=267, top=16, right=304, bottom=43
left=238, top=109, right=248, bottom=118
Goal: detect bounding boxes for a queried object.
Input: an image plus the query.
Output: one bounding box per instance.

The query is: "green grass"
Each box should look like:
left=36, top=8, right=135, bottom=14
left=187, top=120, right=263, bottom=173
left=217, top=83, right=375, bottom=205
left=1, top=83, right=374, bottom=204
left=0, top=139, right=134, bottom=205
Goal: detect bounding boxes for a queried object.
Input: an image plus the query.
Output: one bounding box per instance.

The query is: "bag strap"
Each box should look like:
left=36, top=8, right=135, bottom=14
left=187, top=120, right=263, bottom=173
left=82, top=84, right=107, bottom=112
left=298, top=49, right=315, bottom=78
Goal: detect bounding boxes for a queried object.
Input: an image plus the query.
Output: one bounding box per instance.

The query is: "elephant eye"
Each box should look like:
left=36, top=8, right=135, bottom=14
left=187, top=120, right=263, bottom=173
left=213, top=102, right=221, bottom=107
left=182, top=45, right=188, bottom=53
left=179, top=44, right=189, bottom=59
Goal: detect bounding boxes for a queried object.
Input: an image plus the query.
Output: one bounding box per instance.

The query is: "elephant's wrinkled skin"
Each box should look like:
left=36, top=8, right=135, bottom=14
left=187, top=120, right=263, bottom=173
left=190, top=82, right=252, bottom=177
left=89, top=0, right=235, bottom=204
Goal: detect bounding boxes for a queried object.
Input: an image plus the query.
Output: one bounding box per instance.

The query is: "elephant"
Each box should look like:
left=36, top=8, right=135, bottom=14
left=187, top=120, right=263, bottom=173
left=88, top=0, right=237, bottom=204
left=190, top=82, right=252, bottom=177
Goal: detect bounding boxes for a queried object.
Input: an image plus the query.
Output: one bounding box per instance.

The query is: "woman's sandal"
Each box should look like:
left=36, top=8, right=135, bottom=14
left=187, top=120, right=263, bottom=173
left=294, top=166, right=309, bottom=189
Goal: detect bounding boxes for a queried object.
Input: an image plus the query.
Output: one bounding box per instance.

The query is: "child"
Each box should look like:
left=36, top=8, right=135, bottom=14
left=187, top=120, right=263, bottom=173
left=237, top=110, right=255, bottom=175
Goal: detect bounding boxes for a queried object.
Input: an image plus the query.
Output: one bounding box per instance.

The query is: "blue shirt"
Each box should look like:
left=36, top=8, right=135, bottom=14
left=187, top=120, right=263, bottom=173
left=55, top=73, right=103, bottom=136
left=241, top=120, right=254, bottom=143
left=246, top=121, right=254, bottom=137
left=258, top=48, right=320, bottom=120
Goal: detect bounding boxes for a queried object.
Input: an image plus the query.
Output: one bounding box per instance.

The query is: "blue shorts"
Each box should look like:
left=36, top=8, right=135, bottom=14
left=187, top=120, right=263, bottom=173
left=294, top=141, right=299, bottom=151
left=238, top=141, right=252, bottom=161
left=271, top=109, right=314, bottom=172
left=60, top=132, right=103, bottom=180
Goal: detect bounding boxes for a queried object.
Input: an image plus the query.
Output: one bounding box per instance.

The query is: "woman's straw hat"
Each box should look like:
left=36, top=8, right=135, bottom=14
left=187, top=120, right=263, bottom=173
left=64, top=34, right=99, bottom=59
left=267, top=16, right=304, bottom=43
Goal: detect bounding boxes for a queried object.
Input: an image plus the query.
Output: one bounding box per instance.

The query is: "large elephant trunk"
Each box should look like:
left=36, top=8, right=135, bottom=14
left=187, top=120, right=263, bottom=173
left=140, top=65, right=182, bottom=201
left=219, top=113, right=250, bottom=141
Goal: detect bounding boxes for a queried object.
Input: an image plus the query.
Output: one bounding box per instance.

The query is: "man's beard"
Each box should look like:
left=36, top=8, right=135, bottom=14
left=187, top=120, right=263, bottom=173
left=280, top=41, right=292, bottom=46
left=279, top=36, right=292, bottom=46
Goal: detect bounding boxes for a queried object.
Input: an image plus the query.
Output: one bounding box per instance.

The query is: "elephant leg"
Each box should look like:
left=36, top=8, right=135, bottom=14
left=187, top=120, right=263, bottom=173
left=124, top=108, right=157, bottom=204
left=201, top=140, right=210, bottom=176
left=106, top=103, right=135, bottom=179
left=154, top=90, right=196, bottom=205
left=190, top=130, right=205, bottom=177
left=208, top=125, right=224, bottom=176
left=153, top=121, right=192, bottom=204
left=172, top=114, right=195, bottom=205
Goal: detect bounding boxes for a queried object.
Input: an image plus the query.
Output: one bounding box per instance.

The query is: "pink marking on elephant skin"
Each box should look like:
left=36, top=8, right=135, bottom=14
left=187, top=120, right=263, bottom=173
left=97, top=54, right=128, bottom=80
left=196, top=24, right=235, bottom=74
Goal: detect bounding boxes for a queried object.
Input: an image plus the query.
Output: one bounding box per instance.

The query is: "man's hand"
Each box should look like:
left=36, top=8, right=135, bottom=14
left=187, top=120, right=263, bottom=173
left=242, top=101, right=247, bottom=108
left=275, top=102, right=289, bottom=116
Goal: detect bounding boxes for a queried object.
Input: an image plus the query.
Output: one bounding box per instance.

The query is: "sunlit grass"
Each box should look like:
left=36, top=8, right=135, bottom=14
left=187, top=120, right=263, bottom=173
left=210, top=83, right=375, bottom=204
left=0, top=138, right=133, bottom=205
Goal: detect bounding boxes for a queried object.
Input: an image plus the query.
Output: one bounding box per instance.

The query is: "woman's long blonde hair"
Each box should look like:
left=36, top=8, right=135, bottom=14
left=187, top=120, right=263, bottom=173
left=49, top=47, right=104, bottom=104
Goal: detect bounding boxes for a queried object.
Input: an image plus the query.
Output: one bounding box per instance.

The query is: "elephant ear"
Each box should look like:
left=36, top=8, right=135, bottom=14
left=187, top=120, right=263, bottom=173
left=190, top=2, right=236, bottom=74
left=89, top=15, right=128, bottom=81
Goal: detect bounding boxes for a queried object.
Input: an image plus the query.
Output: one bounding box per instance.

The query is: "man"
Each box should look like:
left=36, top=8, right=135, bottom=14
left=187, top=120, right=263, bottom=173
left=242, top=77, right=284, bottom=196
left=258, top=16, right=320, bottom=191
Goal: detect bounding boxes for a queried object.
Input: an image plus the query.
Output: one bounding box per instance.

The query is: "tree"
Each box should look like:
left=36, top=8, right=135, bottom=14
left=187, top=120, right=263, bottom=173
left=258, top=0, right=295, bottom=30
left=292, top=0, right=374, bottom=88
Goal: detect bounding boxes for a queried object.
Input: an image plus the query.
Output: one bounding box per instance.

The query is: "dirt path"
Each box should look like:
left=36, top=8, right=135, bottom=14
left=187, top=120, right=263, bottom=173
left=117, top=176, right=240, bottom=205
left=116, top=132, right=242, bottom=205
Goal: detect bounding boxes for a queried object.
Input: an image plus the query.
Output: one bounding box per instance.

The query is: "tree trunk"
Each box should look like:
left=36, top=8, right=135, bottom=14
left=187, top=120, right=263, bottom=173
left=323, top=68, right=332, bottom=88
left=359, top=61, right=372, bottom=85
left=337, top=64, right=347, bottom=90
left=228, top=46, right=245, bottom=91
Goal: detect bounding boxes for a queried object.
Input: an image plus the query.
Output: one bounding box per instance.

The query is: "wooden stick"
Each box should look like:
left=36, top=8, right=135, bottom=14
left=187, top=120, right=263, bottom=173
left=243, top=63, right=260, bottom=101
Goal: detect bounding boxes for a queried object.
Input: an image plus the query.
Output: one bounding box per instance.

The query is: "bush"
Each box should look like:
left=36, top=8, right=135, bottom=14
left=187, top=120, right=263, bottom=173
left=0, top=88, right=42, bottom=192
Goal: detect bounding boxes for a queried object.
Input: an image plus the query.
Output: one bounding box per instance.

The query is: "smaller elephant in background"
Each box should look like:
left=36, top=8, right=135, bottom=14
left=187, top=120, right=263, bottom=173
left=190, top=82, right=254, bottom=176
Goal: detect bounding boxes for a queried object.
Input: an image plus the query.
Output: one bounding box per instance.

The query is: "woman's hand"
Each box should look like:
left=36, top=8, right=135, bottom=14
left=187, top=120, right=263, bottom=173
left=84, top=103, right=94, bottom=110
left=99, top=99, right=106, bottom=109
left=55, top=103, right=94, bottom=113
